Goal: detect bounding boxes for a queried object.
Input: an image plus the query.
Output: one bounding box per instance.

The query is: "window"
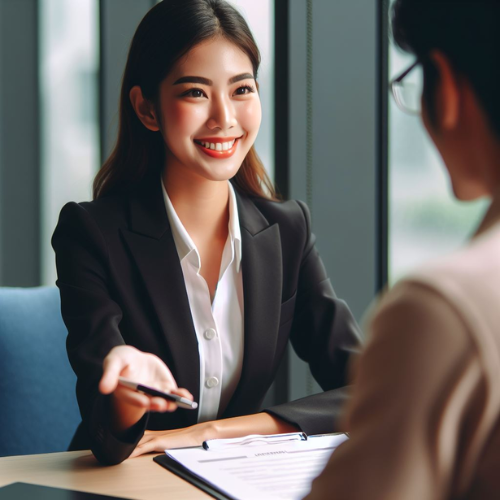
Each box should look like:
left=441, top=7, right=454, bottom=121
left=228, top=0, right=275, bottom=179
left=39, top=0, right=99, bottom=285
left=388, top=36, right=488, bottom=284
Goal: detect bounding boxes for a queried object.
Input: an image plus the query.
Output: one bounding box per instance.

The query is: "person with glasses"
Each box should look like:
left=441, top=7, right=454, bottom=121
left=306, top=1, right=500, bottom=499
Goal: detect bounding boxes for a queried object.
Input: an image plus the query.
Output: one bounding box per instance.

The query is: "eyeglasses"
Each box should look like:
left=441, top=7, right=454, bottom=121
left=389, top=60, right=424, bottom=116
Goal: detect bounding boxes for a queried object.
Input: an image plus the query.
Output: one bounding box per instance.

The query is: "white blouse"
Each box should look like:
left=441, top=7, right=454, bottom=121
left=161, top=180, right=244, bottom=422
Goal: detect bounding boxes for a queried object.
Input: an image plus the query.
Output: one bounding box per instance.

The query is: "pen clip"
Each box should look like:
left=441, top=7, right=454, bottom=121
left=202, top=432, right=308, bottom=450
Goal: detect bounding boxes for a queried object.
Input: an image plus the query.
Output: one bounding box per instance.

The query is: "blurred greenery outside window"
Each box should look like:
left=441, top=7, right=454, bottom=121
left=388, top=22, right=488, bottom=284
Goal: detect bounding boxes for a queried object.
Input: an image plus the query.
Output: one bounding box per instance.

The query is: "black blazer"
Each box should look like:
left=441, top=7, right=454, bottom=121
left=52, top=174, right=361, bottom=465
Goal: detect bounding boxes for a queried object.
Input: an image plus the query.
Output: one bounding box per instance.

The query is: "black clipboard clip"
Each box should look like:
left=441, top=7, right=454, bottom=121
left=202, top=432, right=308, bottom=450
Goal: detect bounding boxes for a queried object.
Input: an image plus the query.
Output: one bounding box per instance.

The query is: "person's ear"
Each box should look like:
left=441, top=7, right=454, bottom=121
left=129, top=86, right=160, bottom=132
left=428, top=50, right=461, bottom=131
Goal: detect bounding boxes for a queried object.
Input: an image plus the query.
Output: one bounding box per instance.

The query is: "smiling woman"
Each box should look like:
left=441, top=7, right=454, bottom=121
left=129, top=37, right=262, bottom=185
left=51, top=0, right=361, bottom=466
left=93, top=0, right=273, bottom=202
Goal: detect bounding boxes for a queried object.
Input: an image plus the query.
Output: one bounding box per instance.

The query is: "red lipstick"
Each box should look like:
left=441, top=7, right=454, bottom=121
left=194, top=136, right=241, bottom=159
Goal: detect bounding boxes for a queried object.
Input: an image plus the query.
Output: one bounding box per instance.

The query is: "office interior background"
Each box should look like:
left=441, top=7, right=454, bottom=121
left=0, top=0, right=488, bottom=406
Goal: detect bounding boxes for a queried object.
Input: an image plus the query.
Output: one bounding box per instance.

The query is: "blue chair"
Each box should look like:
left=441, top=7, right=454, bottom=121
left=0, top=287, right=80, bottom=456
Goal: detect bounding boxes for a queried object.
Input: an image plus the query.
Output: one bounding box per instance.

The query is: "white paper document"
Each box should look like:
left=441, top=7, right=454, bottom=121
left=166, top=433, right=348, bottom=500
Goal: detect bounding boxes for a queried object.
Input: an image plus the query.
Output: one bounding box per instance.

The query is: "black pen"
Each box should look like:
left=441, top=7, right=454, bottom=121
left=118, top=377, right=198, bottom=410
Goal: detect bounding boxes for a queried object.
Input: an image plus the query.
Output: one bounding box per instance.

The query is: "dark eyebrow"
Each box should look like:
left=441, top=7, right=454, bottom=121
left=173, top=76, right=213, bottom=86
left=229, top=73, right=255, bottom=84
left=173, top=73, right=255, bottom=86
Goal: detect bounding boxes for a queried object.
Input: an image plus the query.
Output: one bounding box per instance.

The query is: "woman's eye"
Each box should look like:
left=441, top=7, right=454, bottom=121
left=183, top=88, right=206, bottom=98
left=234, top=85, right=255, bottom=96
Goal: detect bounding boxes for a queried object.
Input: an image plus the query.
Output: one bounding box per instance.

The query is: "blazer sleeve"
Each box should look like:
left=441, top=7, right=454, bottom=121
left=52, top=202, right=148, bottom=465
left=265, top=200, right=362, bottom=434
left=305, top=281, right=482, bottom=500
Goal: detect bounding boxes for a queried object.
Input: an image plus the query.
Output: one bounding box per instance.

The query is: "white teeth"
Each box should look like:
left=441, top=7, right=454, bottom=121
left=196, top=139, right=238, bottom=151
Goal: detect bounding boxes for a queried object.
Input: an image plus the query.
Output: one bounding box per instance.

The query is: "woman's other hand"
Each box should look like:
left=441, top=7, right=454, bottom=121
left=129, top=413, right=299, bottom=458
left=130, top=423, right=214, bottom=457
left=99, top=345, right=193, bottom=433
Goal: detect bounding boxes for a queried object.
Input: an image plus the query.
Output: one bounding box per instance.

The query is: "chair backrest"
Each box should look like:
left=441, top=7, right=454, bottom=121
left=0, top=286, right=80, bottom=457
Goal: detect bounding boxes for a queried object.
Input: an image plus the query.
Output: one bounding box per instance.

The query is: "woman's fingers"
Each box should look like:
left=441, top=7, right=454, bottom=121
left=138, top=432, right=157, bottom=445
left=99, top=350, right=127, bottom=394
left=130, top=437, right=163, bottom=458
left=113, top=386, right=151, bottom=408
left=113, top=387, right=182, bottom=412
left=129, top=424, right=210, bottom=459
left=148, top=396, right=178, bottom=413
left=99, top=346, right=186, bottom=414
left=171, top=387, right=194, bottom=400
left=149, top=355, right=178, bottom=391
left=131, top=430, right=183, bottom=458
left=113, top=388, right=179, bottom=412
left=148, top=397, right=168, bottom=412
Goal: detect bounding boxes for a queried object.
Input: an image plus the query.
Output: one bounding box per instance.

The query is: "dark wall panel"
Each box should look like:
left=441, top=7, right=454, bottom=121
left=99, top=0, right=156, bottom=161
left=288, top=0, right=378, bottom=399
left=0, top=0, right=40, bottom=286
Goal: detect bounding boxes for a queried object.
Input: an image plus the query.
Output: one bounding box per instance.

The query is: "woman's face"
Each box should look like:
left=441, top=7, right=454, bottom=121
left=157, top=37, right=262, bottom=183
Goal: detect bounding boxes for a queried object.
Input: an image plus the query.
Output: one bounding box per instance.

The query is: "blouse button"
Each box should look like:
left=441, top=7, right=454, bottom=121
left=204, top=328, right=216, bottom=340
left=205, top=377, right=219, bottom=388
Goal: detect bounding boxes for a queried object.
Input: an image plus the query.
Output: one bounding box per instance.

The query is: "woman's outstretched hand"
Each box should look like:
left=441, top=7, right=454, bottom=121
left=99, top=345, right=193, bottom=433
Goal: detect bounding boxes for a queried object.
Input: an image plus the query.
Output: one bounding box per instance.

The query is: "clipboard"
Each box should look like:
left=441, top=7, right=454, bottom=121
left=153, top=432, right=348, bottom=500
left=154, top=454, right=234, bottom=500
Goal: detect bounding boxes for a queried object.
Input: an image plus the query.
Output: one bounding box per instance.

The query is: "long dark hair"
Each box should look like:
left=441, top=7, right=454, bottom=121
left=392, top=0, right=500, bottom=135
left=93, top=0, right=277, bottom=200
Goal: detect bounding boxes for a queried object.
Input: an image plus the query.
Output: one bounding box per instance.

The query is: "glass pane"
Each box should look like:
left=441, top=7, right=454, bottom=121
left=39, top=0, right=100, bottom=286
left=388, top=32, right=488, bottom=284
left=227, top=0, right=275, bottom=179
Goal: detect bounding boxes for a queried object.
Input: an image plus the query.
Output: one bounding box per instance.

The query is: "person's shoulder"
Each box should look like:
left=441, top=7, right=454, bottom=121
left=365, top=278, right=473, bottom=374
left=79, top=190, right=128, bottom=216
left=56, top=190, right=129, bottom=236
left=370, top=226, right=500, bottom=368
left=403, top=223, right=500, bottom=312
left=249, top=196, right=311, bottom=230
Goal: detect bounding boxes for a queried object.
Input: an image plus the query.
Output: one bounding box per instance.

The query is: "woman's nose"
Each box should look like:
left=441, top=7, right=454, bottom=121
left=207, top=95, right=237, bottom=131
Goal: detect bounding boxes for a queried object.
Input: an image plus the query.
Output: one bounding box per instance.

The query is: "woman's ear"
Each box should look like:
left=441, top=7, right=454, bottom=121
left=129, top=86, right=160, bottom=132
left=428, top=50, right=461, bottom=131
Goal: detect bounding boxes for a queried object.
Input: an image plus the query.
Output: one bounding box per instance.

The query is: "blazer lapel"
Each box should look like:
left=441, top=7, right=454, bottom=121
left=120, top=175, right=199, bottom=426
left=224, top=193, right=283, bottom=417
left=119, top=178, right=283, bottom=421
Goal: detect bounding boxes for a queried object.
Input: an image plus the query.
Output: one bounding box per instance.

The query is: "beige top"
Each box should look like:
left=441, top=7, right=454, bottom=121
left=306, top=193, right=500, bottom=500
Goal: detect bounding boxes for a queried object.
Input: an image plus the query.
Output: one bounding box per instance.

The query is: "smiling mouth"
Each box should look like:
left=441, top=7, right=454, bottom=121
left=193, top=136, right=243, bottom=158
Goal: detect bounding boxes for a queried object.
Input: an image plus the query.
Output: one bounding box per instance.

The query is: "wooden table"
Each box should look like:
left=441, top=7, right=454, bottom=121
left=0, top=450, right=211, bottom=499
